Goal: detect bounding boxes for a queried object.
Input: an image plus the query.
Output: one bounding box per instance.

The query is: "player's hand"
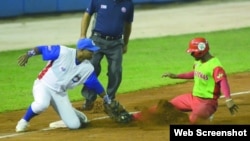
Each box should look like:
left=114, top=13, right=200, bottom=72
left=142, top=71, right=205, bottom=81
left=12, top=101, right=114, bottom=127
left=226, top=98, right=239, bottom=115
left=103, top=94, right=111, bottom=105
left=18, top=54, right=29, bottom=66
left=162, top=73, right=178, bottom=79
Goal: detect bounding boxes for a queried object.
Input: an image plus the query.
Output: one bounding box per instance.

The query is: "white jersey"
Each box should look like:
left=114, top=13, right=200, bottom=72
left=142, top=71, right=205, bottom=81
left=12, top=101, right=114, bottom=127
left=38, top=45, right=94, bottom=92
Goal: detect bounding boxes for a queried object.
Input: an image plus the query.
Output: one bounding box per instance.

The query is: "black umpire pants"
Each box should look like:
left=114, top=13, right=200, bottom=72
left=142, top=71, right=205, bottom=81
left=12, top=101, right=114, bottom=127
left=81, top=34, right=124, bottom=102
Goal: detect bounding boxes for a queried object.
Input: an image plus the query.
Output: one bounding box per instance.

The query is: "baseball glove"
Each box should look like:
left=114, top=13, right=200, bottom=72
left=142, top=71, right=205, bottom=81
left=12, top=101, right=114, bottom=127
left=103, top=100, right=132, bottom=124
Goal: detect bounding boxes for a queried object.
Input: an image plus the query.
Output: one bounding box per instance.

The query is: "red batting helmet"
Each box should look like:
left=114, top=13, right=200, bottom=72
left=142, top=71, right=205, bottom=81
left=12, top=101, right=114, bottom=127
left=187, top=37, right=209, bottom=58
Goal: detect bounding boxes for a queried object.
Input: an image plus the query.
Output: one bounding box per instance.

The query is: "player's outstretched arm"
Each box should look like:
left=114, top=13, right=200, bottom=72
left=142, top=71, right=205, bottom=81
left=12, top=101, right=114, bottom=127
left=162, top=71, right=194, bottom=79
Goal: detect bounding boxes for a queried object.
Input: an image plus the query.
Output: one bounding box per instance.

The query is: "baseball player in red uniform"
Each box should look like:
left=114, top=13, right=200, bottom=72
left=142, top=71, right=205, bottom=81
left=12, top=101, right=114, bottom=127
left=132, top=37, right=239, bottom=124
left=15, top=38, right=112, bottom=132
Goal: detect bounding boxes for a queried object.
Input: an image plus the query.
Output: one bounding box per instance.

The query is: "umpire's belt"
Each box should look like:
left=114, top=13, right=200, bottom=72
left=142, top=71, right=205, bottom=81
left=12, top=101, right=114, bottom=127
left=92, top=32, right=122, bottom=40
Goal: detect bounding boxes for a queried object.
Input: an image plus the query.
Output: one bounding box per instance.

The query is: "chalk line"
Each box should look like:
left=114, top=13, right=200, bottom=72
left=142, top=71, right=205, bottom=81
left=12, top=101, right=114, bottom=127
left=220, top=90, right=250, bottom=98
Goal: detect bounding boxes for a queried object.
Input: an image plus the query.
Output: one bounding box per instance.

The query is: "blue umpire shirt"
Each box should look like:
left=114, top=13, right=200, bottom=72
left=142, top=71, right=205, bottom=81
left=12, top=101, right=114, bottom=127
left=86, top=0, right=134, bottom=37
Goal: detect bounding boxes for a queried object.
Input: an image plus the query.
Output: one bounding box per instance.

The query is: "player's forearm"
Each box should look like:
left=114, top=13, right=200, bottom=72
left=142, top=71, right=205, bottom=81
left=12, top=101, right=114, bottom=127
left=162, top=71, right=194, bottom=79
left=177, top=71, right=194, bottom=79
left=84, top=72, right=108, bottom=98
left=220, top=78, right=231, bottom=98
left=26, top=47, right=41, bottom=57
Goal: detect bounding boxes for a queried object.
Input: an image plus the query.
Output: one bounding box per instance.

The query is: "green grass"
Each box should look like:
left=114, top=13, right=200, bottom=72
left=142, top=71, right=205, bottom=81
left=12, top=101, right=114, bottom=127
left=0, top=27, right=250, bottom=113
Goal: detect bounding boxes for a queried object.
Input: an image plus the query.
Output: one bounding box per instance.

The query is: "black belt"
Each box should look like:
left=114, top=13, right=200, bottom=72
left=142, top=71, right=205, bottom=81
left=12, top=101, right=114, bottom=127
left=92, top=32, right=122, bottom=40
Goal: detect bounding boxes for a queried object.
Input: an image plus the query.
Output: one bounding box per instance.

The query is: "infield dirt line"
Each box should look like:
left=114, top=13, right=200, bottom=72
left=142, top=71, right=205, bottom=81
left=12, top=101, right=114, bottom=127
left=0, top=90, right=249, bottom=139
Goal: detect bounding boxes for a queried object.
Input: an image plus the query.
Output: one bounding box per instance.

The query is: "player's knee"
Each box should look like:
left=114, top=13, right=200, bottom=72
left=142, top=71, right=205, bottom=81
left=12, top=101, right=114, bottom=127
left=189, top=112, right=212, bottom=124
left=66, top=120, right=81, bottom=129
left=31, top=102, right=50, bottom=114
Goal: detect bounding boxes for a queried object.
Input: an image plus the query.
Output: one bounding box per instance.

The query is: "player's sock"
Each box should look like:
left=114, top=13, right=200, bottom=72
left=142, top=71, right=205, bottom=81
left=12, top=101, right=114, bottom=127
left=23, top=106, right=38, bottom=122
left=132, top=112, right=142, bottom=121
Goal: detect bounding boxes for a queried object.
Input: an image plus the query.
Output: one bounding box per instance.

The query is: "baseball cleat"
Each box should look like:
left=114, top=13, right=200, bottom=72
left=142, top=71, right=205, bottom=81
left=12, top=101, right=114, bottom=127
left=131, top=111, right=142, bottom=121
left=81, top=100, right=94, bottom=111
left=74, top=108, right=88, bottom=123
left=16, top=119, right=29, bottom=132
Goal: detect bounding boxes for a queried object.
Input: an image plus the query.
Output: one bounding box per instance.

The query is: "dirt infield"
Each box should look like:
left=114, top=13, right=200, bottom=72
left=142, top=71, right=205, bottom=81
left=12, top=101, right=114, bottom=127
left=0, top=1, right=250, bottom=141
left=1, top=72, right=250, bottom=141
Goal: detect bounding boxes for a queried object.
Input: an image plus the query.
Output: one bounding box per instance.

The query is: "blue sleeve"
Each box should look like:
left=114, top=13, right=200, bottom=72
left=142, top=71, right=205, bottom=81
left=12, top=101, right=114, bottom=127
left=37, top=45, right=60, bottom=61
left=84, top=72, right=105, bottom=95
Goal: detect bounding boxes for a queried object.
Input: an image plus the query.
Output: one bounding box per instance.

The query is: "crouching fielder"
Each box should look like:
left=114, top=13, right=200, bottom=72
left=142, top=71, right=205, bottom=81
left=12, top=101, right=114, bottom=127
left=15, top=38, right=112, bottom=132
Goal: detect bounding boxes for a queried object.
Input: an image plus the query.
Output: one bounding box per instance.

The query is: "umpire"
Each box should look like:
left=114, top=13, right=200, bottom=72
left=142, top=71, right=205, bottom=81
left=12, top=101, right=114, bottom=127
left=80, top=0, right=134, bottom=110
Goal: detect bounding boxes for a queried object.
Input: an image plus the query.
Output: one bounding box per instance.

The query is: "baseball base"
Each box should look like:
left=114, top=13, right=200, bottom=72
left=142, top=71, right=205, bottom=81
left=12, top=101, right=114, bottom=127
left=49, top=111, right=139, bottom=128
left=49, top=120, right=66, bottom=128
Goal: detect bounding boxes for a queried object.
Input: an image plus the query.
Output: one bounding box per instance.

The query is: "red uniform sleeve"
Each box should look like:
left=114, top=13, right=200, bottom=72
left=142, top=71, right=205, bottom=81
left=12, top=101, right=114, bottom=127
left=213, top=67, right=231, bottom=98
left=177, top=71, right=194, bottom=79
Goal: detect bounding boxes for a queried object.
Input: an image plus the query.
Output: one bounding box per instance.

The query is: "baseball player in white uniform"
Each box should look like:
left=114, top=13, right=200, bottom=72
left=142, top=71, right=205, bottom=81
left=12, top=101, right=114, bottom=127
left=15, top=38, right=112, bottom=132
